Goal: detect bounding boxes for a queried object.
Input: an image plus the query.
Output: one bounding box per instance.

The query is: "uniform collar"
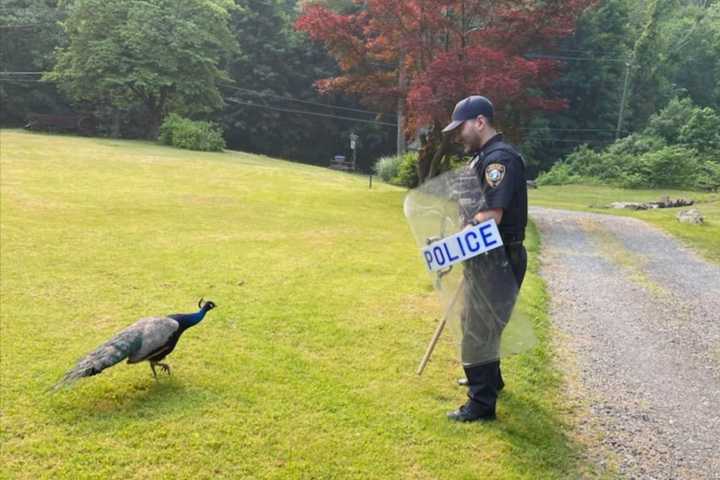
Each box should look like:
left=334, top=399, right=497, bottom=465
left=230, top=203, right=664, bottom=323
left=470, top=133, right=503, bottom=158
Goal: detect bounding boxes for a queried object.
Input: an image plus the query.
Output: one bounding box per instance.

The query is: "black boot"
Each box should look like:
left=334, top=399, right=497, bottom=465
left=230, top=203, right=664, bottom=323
left=457, top=361, right=504, bottom=392
left=447, top=398, right=496, bottom=422
left=448, top=362, right=499, bottom=422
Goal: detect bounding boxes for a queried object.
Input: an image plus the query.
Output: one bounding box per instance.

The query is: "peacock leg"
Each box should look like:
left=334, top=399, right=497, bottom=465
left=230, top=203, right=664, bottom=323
left=150, top=362, right=159, bottom=380
left=156, top=362, right=172, bottom=375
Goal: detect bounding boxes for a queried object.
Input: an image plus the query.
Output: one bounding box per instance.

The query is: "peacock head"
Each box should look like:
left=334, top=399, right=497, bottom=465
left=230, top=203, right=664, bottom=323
left=198, top=298, right=217, bottom=311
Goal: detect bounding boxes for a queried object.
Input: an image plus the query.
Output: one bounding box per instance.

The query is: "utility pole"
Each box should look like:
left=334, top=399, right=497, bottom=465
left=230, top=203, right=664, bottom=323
left=397, top=51, right=407, bottom=156
left=350, top=132, right=359, bottom=171
left=616, top=61, right=632, bottom=140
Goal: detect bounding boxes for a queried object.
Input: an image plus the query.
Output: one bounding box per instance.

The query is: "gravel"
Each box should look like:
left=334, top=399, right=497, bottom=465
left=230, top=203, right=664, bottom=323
left=531, top=207, right=720, bottom=480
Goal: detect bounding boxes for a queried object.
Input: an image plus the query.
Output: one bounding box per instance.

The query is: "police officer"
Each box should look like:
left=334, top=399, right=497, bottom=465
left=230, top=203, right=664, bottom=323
left=442, top=95, right=528, bottom=422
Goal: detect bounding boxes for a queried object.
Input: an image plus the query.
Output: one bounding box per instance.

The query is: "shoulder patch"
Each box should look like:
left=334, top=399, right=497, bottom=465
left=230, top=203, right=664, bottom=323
left=485, top=163, right=506, bottom=188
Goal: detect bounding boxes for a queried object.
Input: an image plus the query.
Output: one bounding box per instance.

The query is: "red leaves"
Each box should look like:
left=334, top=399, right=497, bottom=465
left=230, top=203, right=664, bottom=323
left=297, top=0, right=594, bottom=135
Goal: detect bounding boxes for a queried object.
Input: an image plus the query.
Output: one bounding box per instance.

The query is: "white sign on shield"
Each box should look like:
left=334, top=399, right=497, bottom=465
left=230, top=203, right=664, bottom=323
left=420, top=219, right=504, bottom=272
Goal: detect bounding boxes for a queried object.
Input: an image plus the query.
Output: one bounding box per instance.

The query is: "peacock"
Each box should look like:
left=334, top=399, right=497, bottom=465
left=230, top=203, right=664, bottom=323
left=54, top=298, right=216, bottom=389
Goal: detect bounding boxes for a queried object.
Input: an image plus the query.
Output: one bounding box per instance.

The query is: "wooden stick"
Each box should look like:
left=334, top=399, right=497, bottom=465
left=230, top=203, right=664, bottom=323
left=416, top=278, right=464, bottom=375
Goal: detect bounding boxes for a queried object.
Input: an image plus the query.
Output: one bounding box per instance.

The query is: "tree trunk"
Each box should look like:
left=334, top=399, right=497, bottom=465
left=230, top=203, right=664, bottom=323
left=428, top=126, right=451, bottom=179
left=417, top=121, right=451, bottom=184
left=147, top=107, right=162, bottom=140
left=111, top=109, right=121, bottom=138
left=416, top=133, right=434, bottom=182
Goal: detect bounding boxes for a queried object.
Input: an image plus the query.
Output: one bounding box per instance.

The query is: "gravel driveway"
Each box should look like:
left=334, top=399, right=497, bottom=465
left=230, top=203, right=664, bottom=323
left=531, top=207, right=720, bottom=480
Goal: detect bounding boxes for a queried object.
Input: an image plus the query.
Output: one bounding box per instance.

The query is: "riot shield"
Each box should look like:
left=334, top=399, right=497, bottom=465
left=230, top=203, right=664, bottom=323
left=404, top=164, right=537, bottom=368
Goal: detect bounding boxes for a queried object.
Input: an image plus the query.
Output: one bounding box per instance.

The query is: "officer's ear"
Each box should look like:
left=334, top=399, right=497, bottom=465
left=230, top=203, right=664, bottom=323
left=475, top=115, right=488, bottom=130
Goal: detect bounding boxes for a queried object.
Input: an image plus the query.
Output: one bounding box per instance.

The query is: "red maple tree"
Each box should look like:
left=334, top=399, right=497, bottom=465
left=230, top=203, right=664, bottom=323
left=297, top=0, right=594, bottom=180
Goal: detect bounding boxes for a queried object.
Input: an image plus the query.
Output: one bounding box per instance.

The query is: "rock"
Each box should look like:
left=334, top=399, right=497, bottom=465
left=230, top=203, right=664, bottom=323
left=610, top=202, right=649, bottom=210
left=654, top=197, right=694, bottom=208
left=676, top=209, right=704, bottom=224
left=527, top=180, right=538, bottom=189
left=609, top=198, right=695, bottom=210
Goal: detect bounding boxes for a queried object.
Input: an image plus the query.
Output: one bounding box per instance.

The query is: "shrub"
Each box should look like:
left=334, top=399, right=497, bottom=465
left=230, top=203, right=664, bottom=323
left=536, top=162, right=583, bottom=186
left=679, top=107, right=720, bottom=154
left=158, top=114, right=225, bottom=152
left=645, top=96, right=696, bottom=143
left=538, top=97, right=720, bottom=190
left=392, top=152, right=419, bottom=188
left=633, top=146, right=701, bottom=189
left=696, top=160, right=720, bottom=191
left=373, top=155, right=402, bottom=182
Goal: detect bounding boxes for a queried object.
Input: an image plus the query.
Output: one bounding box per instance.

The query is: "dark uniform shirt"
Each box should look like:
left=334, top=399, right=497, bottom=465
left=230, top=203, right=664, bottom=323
left=471, top=134, right=528, bottom=243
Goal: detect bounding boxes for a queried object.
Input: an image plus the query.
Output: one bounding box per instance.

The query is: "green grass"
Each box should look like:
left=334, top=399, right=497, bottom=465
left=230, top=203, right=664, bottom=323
left=530, top=184, right=720, bottom=264
left=1, top=130, right=598, bottom=479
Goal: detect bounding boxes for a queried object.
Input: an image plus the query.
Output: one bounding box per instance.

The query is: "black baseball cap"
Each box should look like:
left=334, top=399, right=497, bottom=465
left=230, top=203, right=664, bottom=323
left=442, top=95, right=494, bottom=134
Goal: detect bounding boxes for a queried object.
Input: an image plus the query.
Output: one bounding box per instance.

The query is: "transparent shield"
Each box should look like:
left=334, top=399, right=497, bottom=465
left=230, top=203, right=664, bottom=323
left=404, top=166, right=537, bottom=366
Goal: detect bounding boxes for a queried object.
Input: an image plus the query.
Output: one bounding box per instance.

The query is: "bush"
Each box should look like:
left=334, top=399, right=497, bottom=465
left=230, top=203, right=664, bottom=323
left=696, top=161, right=720, bottom=191
left=158, top=114, right=225, bottom=152
left=645, top=96, right=696, bottom=143
left=392, top=152, right=419, bottom=188
left=679, top=107, right=720, bottom=154
left=537, top=97, right=720, bottom=190
left=632, top=146, right=701, bottom=189
left=373, top=152, right=419, bottom=187
left=606, top=133, right=665, bottom=158
left=536, top=162, right=583, bottom=186
left=373, top=155, right=402, bottom=182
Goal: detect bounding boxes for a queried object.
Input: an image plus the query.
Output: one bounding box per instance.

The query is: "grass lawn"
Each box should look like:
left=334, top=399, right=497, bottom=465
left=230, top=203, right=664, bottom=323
left=1, top=130, right=598, bottom=479
left=529, top=184, right=720, bottom=264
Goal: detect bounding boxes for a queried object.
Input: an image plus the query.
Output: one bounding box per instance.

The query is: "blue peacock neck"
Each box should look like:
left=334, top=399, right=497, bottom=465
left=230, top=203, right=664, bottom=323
left=169, top=305, right=210, bottom=330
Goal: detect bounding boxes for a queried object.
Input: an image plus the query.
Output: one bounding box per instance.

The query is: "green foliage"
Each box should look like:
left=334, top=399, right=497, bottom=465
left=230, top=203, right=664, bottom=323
left=630, top=146, right=701, bottom=189
left=540, top=97, right=720, bottom=190
left=696, top=160, right=720, bottom=192
left=46, top=0, right=237, bottom=137
left=373, top=152, right=419, bottom=187
left=373, top=155, right=402, bottom=182
left=220, top=0, right=395, bottom=168
left=158, top=114, right=225, bottom=151
left=537, top=162, right=584, bottom=186
left=679, top=106, right=720, bottom=154
left=0, top=2, right=70, bottom=124
left=645, top=96, right=696, bottom=142
left=392, top=152, right=420, bottom=188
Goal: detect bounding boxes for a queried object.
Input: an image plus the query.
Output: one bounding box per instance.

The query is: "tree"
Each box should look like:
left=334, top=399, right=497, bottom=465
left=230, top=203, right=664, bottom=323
left=520, top=0, right=634, bottom=175
left=296, top=0, right=594, bottom=182
left=221, top=0, right=395, bottom=168
left=0, top=1, right=70, bottom=125
left=46, top=0, right=237, bottom=138
left=656, top=0, right=720, bottom=110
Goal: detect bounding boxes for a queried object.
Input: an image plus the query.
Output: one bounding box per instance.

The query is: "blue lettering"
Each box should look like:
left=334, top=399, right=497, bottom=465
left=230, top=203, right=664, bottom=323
left=465, top=231, right=480, bottom=252
left=423, top=251, right=434, bottom=270
left=455, top=236, right=467, bottom=256
left=443, top=243, right=459, bottom=262
left=479, top=223, right=498, bottom=247
left=433, top=246, right=446, bottom=266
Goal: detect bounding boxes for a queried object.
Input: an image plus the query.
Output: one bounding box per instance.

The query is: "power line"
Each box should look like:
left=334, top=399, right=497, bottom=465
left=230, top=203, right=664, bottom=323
left=4, top=72, right=625, bottom=137
left=525, top=52, right=628, bottom=64
left=0, top=72, right=45, bottom=75
left=0, top=24, right=54, bottom=30
left=225, top=97, right=399, bottom=127
left=520, top=127, right=616, bottom=133
left=528, top=138, right=611, bottom=143
left=220, top=83, right=391, bottom=117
